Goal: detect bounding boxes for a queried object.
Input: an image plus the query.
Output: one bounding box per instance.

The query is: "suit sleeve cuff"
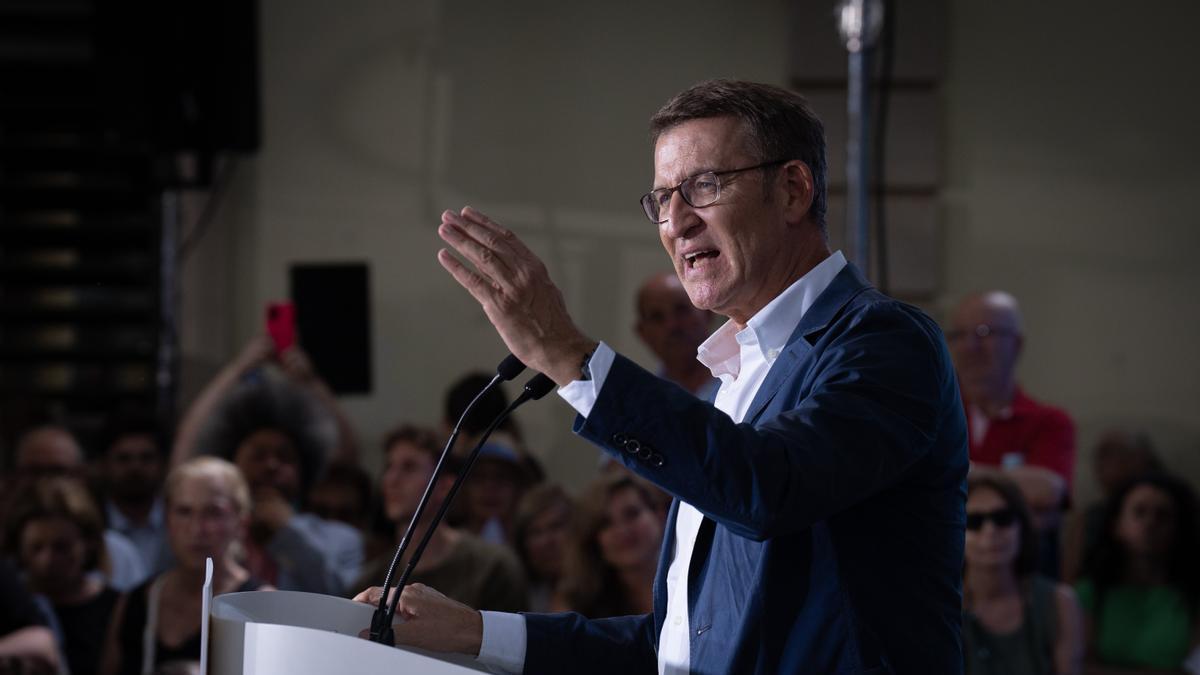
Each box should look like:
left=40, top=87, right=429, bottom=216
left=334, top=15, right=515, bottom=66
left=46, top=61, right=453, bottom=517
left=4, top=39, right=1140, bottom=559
left=476, top=610, right=526, bottom=674
left=556, top=341, right=615, bottom=418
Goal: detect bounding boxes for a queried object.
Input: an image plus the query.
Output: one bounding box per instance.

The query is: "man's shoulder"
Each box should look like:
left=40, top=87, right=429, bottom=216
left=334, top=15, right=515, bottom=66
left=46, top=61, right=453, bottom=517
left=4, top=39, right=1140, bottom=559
left=822, top=291, right=949, bottom=358
left=843, top=288, right=939, bottom=328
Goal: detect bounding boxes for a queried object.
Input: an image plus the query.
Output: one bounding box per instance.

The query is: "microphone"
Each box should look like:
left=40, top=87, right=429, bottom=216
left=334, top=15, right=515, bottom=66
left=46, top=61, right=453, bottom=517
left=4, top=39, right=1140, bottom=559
left=369, top=353, right=525, bottom=644
left=378, top=372, right=556, bottom=639
left=495, top=353, right=526, bottom=381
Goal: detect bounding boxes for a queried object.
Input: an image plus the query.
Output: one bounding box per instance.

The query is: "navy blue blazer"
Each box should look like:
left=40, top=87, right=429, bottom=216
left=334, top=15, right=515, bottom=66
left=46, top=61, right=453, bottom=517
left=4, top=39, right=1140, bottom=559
left=525, top=264, right=968, bottom=674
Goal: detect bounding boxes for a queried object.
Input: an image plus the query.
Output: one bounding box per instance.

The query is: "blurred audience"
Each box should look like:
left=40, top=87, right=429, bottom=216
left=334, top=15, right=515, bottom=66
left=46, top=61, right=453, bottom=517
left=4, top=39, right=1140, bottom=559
left=963, top=474, right=1083, bottom=675
left=634, top=271, right=716, bottom=396
left=3, top=477, right=119, bottom=675
left=444, top=371, right=544, bottom=469
left=1063, top=430, right=1164, bottom=582
left=13, top=425, right=86, bottom=478
left=9, top=425, right=147, bottom=591
left=306, top=460, right=375, bottom=532
left=101, top=457, right=270, bottom=675
left=1074, top=474, right=1200, bottom=673
left=593, top=272, right=717, bottom=488
left=949, top=291, right=1075, bottom=577
left=306, top=461, right=391, bottom=561
left=512, top=483, right=574, bottom=612
left=441, top=371, right=524, bottom=453
left=0, top=557, right=59, bottom=675
left=352, top=425, right=527, bottom=612
left=100, top=414, right=173, bottom=577
left=171, top=336, right=363, bottom=595
left=554, top=474, right=663, bottom=618
left=459, top=441, right=533, bottom=546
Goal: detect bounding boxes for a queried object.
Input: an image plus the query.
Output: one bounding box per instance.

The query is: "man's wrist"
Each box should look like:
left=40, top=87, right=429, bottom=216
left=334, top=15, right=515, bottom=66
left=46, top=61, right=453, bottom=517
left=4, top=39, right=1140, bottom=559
left=545, top=338, right=600, bottom=387
left=463, top=609, right=484, bottom=656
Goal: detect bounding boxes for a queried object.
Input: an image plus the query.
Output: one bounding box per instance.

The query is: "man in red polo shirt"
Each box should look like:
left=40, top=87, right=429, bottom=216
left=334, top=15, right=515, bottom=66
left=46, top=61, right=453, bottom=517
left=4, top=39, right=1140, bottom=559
left=949, top=291, right=1076, bottom=575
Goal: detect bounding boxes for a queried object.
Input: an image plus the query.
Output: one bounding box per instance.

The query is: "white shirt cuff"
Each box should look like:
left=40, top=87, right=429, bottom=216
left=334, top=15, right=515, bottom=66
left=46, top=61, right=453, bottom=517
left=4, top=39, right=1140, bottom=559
left=476, top=610, right=526, bottom=674
left=556, top=342, right=615, bottom=418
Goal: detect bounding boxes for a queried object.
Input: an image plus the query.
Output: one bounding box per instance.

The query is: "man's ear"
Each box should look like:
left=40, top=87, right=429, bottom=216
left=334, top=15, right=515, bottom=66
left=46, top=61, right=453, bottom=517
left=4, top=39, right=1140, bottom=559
left=780, top=160, right=815, bottom=225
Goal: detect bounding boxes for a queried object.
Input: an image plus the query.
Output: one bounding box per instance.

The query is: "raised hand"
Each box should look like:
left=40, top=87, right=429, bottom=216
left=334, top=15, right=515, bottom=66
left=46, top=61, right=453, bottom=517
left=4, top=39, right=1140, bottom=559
left=278, top=345, right=317, bottom=385
left=233, top=334, right=275, bottom=374
left=437, top=206, right=597, bottom=386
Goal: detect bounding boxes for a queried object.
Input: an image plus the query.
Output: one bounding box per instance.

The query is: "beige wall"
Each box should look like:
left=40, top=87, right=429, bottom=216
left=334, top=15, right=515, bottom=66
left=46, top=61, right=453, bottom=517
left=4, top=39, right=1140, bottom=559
left=181, top=0, right=790, bottom=487
left=181, top=0, right=1200, bottom=499
left=939, top=1, right=1200, bottom=505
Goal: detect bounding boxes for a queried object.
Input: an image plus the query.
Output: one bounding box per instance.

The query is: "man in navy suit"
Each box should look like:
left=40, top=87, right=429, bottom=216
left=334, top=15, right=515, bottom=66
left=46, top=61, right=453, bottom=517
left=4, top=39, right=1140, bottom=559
left=357, top=79, right=968, bottom=674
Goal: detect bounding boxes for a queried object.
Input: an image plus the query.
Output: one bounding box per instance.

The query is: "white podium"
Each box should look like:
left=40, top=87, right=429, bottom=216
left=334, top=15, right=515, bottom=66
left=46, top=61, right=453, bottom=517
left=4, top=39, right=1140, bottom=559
left=201, top=560, right=489, bottom=675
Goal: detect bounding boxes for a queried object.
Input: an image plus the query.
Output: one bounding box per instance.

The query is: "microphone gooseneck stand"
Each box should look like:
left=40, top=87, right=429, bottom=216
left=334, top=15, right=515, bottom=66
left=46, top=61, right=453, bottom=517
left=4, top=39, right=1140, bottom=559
left=369, top=354, right=526, bottom=644
left=378, top=372, right=556, bottom=642
left=367, top=365, right=554, bottom=643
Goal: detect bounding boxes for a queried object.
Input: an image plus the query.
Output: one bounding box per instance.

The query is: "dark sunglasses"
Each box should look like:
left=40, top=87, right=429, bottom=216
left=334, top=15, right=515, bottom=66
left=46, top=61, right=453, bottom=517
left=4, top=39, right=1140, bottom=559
left=965, top=508, right=1017, bottom=531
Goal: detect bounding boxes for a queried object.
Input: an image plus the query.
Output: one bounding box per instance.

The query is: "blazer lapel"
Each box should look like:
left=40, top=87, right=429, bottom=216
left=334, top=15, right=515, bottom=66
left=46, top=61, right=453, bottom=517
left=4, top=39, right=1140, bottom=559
left=742, top=263, right=874, bottom=425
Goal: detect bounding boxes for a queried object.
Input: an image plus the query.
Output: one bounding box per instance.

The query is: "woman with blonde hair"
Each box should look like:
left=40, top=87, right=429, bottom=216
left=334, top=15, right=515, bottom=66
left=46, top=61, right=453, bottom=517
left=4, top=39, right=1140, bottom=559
left=102, top=457, right=270, bottom=675
left=554, top=474, right=664, bottom=618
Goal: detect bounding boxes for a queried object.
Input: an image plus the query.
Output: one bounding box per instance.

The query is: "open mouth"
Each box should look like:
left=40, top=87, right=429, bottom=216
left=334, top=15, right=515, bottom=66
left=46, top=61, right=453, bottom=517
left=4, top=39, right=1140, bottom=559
left=684, top=249, right=719, bottom=268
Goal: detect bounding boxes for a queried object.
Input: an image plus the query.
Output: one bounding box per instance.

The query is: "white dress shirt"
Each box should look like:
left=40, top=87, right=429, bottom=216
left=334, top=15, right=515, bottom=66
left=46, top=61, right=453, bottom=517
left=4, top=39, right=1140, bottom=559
left=476, top=252, right=847, bottom=674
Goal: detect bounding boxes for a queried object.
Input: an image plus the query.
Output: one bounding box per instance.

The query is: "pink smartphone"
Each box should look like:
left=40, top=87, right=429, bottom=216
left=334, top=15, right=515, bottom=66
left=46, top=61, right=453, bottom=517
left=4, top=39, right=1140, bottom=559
left=266, top=302, right=296, bottom=356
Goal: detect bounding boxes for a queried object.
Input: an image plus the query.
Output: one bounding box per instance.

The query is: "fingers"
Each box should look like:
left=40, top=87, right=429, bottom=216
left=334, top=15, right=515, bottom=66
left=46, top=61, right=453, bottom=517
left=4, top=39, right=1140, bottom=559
left=437, top=249, right=499, bottom=307
left=457, top=207, right=535, bottom=262
left=352, top=587, right=374, bottom=604
left=438, top=222, right=518, bottom=293
left=437, top=222, right=509, bottom=279
left=352, top=586, right=385, bottom=605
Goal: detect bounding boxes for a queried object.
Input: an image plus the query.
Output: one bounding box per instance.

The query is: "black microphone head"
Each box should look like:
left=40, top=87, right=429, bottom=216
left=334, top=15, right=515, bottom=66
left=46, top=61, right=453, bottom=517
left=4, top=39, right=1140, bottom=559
left=496, top=354, right=526, bottom=381
left=523, top=373, right=556, bottom=400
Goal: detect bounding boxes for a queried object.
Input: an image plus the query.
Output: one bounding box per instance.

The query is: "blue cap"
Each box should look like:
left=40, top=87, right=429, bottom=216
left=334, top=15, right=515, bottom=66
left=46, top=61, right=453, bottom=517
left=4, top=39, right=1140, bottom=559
left=477, top=441, right=521, bottom=464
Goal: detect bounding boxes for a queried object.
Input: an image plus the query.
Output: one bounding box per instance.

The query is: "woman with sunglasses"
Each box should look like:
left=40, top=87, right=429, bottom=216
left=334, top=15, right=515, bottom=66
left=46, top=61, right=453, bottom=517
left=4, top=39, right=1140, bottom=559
left=963, top=474, right=1083, bottom=674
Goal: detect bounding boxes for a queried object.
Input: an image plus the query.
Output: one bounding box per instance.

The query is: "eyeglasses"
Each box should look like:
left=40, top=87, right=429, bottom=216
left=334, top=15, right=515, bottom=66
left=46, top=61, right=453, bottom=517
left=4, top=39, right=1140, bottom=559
left=639, top=159, right=787, bottom=224
left=945, top=324, right=1019, bottom=343
left=965, top=508, right=1017, bottom=531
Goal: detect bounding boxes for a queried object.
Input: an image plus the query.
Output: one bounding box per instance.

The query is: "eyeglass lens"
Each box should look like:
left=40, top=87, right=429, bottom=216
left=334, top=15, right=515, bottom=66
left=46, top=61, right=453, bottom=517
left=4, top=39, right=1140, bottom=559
left=641, top=172, right=722, bottom=224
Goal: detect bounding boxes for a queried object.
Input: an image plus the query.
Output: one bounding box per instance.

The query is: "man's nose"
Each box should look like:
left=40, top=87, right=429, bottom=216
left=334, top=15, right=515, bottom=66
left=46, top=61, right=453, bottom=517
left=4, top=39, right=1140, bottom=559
left=660, top=191, right=701, bottom=239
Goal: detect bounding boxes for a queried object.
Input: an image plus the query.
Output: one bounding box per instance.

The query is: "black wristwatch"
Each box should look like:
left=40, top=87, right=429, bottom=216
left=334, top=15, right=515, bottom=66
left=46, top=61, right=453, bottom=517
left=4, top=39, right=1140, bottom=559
left=579, top=344, right=599, bottom=381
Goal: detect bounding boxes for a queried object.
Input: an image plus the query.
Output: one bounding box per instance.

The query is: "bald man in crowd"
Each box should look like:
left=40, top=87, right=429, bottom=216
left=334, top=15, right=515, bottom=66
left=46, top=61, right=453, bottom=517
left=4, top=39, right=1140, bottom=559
left=13, top=425, right=85, bottom=476
left=6, top=424, right=149, bottom=590
left=948, top=290, right=1076, bottom=575
left=634, top=272, right=717, bottom=396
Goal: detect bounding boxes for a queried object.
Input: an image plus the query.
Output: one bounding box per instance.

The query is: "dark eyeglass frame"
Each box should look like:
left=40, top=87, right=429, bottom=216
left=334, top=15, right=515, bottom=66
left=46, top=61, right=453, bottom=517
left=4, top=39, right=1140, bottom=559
left=965, top=508, right=1018, bottom=531
left=945, top=323, right=1020, bottom=343
left=639, top=159, right=788, bottom=224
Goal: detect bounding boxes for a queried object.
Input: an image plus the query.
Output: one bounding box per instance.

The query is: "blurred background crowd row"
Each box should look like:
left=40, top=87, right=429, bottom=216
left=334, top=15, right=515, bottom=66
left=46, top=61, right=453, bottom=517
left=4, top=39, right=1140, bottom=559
left=1, top=275, right=1197, bottom=675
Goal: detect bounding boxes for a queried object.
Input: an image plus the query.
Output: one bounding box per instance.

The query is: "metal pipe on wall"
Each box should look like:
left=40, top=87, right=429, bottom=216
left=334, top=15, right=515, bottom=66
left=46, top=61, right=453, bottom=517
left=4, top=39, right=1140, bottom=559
left=837, top=0, right=884, bottom=276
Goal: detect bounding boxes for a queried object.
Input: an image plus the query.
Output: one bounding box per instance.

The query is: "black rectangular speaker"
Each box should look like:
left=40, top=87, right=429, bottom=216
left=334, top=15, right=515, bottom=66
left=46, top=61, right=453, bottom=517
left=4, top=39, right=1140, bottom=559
left=289, top=263, right=372, bottom=394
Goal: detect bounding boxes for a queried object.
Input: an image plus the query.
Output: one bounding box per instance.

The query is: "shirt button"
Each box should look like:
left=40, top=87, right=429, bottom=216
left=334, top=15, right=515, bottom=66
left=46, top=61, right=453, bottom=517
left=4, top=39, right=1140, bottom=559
left=767, top=348, right=779, bottom=360
left=673, top=616, right=682, bottom=626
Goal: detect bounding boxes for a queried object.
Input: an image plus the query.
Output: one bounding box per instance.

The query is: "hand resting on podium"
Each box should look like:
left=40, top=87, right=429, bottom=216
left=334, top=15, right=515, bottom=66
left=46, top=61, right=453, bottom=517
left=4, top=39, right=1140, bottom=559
left=353, top=583, right=484, bottom=656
